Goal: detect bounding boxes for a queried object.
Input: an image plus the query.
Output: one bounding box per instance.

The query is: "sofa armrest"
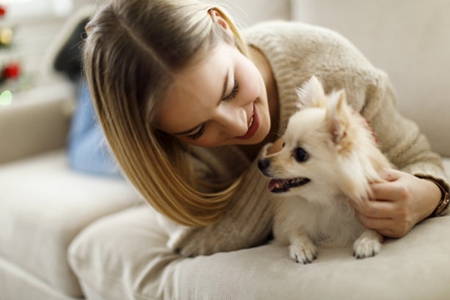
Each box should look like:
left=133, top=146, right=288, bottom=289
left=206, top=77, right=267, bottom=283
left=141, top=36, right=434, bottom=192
left=0, top=82, right=76, bottom=164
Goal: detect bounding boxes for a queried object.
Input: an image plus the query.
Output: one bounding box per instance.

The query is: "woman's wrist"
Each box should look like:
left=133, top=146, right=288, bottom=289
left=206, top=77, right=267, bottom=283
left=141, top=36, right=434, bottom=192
left=422, top=178, right=450, bottom=217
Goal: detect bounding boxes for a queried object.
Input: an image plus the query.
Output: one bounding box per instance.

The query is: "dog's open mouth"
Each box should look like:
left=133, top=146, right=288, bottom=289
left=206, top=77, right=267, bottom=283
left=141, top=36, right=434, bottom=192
left=268, top=177, right=310, bottom=193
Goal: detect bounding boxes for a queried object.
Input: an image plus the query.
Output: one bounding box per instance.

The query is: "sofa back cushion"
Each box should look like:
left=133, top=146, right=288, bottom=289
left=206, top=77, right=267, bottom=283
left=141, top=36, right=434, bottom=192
left=291, top=0, right=450, bottom=157
left=221, top=0, right=291, bottom=26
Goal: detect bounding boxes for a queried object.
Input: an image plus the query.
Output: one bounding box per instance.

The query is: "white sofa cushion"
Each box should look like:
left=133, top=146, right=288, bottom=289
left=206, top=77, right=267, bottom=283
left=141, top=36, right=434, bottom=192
left=69, top=157, right=450, bottom=300
left=0, top=150, right=142, bottom=297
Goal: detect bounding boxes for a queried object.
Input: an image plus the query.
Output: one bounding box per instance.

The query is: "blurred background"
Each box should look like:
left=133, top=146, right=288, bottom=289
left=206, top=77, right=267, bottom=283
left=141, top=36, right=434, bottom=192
left=0, top=0, right=95, bottom=93
left=0, top=0, right=449, bottom=161
left=0, top=0, right=289, bottom=110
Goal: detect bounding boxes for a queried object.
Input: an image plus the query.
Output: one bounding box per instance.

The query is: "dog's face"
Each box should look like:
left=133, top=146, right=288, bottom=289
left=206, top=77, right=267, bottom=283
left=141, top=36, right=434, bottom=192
left=258, top=108, right=338, bottom=196
left=258, top=76, right=360, bottom=198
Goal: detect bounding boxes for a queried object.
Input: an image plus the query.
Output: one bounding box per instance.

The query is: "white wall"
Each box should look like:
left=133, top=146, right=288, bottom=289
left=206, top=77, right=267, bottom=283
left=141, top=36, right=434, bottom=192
left=214, top=0, right=291, bottom=27
left=2, top=0, right=73, bottom=20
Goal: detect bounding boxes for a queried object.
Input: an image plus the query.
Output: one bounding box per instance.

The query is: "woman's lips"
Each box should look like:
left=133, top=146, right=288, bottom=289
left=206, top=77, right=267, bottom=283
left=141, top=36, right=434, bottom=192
left=236, top=105, right=259, bottom=140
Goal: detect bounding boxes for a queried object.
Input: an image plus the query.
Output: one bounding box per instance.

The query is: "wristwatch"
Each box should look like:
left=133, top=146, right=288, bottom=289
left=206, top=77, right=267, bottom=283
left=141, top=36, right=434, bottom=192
left=427, top=179, right=450, bottom=217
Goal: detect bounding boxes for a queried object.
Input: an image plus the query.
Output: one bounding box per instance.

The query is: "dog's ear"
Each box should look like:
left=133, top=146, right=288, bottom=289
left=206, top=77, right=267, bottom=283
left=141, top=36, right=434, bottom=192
left=296, top=76, right=326, bottom=110
left=326, top=89, right=351, bottom=144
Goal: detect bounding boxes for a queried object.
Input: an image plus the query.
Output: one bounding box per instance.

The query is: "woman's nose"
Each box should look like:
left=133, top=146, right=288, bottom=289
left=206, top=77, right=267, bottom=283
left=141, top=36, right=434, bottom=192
left=215, top=105, right=248, bottom=137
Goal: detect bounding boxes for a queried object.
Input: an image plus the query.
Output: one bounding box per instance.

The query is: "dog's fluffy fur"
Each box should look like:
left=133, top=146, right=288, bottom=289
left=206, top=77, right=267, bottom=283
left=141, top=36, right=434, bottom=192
left=258, top=76, right=391, bottom=263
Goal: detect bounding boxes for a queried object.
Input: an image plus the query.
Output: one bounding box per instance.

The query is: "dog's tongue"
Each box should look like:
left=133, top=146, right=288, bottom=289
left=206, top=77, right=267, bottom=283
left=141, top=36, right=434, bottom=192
left=268, top=179, right=289, bottom=192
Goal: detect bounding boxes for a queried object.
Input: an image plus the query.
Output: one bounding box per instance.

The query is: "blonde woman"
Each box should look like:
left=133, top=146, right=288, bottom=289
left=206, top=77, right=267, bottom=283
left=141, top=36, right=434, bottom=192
left=83, top=0, right=449, bottom=256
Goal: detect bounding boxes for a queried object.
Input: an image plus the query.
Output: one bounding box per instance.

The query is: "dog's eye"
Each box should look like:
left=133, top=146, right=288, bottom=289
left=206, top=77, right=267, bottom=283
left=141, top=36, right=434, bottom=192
left=282, top=142, right=285, bottom=148
left=294, top=147, right=309, bottom=162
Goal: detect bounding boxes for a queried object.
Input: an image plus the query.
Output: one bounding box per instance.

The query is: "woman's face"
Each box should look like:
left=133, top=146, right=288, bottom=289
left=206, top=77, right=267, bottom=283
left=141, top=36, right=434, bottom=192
left=156, top=42, right=270, bottom=148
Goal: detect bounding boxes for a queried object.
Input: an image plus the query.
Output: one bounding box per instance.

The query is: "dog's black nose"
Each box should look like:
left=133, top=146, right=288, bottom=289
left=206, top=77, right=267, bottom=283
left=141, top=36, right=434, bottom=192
left=257, top=158, right=271, bottom=171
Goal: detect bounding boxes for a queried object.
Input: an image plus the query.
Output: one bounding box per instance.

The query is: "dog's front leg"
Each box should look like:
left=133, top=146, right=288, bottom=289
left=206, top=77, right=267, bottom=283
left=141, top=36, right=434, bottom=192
left=289, top=228, right=317, bottom=264
left=353, top=229, right=383, bottom=259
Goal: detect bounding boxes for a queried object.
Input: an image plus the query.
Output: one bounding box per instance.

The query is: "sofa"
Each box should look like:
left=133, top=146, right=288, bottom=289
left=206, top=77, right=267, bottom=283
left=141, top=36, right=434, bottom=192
left=1, top=0, right=449, bottom=299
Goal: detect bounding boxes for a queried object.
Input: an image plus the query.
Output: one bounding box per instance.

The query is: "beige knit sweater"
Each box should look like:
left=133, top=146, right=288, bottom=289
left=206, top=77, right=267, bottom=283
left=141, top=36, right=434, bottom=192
left=171, top=21, right=449, bottom=257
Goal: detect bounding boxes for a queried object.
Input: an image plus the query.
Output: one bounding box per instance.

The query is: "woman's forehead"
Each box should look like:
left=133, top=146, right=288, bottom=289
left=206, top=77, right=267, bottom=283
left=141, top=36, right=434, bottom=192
left=172, top=47, right=231, bottom=100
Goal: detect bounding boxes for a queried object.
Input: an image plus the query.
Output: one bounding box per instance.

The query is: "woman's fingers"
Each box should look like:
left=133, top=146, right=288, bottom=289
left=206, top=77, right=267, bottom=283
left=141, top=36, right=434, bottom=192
left=355, top=209, right=411, bottom=238
left=351, top=168, right=442, bottom=238
left=352, top=198, right=393, bottom=219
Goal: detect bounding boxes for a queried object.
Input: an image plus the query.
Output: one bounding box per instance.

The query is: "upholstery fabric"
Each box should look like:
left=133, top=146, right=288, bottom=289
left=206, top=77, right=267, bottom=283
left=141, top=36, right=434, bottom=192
left=69, top=180, right=450, bottom=300
left=0, top=84, right=73, bottom=164
left=0, top=151, right=141, bottom=297
left=0, top=257, right=77, bottom=300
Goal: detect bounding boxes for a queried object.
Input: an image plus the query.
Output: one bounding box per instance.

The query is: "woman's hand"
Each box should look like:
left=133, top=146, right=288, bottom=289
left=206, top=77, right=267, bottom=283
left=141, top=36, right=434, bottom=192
left=351, top=169, right=441, bottom=238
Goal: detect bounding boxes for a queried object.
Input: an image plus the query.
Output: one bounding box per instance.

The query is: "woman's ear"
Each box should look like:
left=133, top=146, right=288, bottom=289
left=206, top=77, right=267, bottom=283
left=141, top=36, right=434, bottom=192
left=208, top=9, right=233, bottom=37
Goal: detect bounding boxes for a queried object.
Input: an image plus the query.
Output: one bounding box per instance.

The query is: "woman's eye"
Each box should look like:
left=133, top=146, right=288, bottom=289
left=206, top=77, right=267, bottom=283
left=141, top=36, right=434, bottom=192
left=187, top=124, right=205, bottom=140
left=222, top=78, right=239, bottom=102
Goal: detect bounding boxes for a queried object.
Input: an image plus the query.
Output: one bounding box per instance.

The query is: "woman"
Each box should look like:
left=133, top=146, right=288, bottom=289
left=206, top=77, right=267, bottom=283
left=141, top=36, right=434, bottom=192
left=83, top=0, right=449, bottom=256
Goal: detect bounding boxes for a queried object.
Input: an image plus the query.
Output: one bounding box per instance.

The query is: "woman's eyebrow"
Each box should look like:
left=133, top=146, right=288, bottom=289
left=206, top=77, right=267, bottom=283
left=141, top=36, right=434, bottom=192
left=174, top=69, right=230, bottom=136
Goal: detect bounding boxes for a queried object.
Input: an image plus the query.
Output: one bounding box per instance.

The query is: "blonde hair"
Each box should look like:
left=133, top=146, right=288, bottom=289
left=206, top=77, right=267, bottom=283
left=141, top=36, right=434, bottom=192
left=84, top=0, right=249, bottom=226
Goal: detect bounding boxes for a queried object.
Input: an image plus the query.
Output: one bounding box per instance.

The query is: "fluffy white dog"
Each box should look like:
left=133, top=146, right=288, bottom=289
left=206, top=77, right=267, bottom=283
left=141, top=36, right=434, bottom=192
left=258, top=76, right=390, bottom=264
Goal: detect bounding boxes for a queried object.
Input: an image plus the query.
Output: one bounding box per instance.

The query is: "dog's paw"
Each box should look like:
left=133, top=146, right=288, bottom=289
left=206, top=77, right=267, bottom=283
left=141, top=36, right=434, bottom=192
left=353, top=230, right=382, bottom=259
left=289, top=241, right=317, bottom=264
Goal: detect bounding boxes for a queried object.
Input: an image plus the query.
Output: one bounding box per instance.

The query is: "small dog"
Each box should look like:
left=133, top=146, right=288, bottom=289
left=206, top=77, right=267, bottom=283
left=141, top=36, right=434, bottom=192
left=258, top=76, right=390, bottom=264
